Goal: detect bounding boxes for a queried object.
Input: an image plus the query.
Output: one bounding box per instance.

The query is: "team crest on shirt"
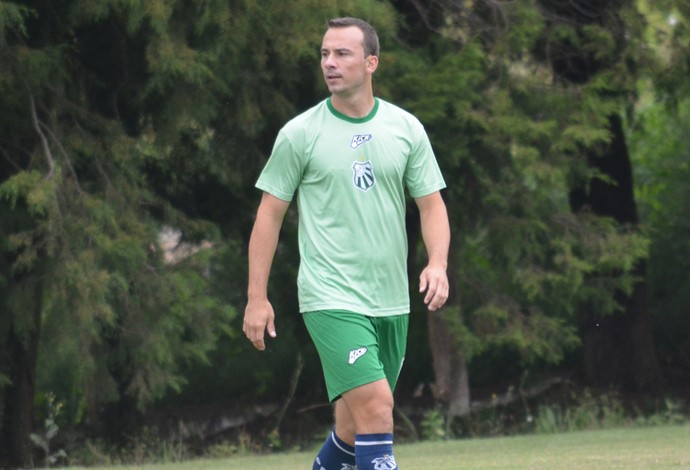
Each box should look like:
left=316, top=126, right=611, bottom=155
left=350, top=133, right=373, bottom=149
left=372, top=454, right=397, bottom=469
left=352, top=160, right=375, bottom=192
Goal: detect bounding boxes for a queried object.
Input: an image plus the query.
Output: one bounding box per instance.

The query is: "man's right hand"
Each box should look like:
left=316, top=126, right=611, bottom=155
left=243, top=299, right=277, bottom=351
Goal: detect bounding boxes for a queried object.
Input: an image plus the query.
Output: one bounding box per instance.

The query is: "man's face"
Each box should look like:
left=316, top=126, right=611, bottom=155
left=320, top=26, right=377, bottom=97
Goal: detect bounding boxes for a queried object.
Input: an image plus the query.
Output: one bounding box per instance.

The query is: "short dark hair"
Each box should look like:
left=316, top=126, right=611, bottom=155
left=327, top=17, right=380, bottom=57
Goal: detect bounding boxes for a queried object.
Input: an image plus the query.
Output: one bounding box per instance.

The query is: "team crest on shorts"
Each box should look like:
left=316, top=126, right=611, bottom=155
left=352, top=160, right=375, bottom=192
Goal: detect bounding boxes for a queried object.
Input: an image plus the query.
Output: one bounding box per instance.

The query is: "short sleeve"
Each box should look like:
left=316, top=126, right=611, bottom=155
left=404, top=122, right=446, bottom=198
left=255, top=128, right=305, bottom=201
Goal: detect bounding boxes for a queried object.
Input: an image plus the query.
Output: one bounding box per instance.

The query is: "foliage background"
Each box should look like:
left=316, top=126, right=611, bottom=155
left=1, top=0, right=689, bottom=465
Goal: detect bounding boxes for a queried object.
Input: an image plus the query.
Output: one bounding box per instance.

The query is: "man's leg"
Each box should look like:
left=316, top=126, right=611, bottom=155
left=312, top=422, right=356, bottom=470
left=338, top=378, right=398, bottom=470
left=304, top=311, right=405, bottom=469
left=334, top=399, right=357, bottom=445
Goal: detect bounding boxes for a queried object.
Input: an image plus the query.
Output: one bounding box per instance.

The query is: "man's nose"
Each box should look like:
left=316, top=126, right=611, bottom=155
left=323, top=53, right=335, bottom=67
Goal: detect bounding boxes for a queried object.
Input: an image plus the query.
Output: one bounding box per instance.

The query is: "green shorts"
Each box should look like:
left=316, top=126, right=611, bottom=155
left=303, top=310, right=409, bottom=402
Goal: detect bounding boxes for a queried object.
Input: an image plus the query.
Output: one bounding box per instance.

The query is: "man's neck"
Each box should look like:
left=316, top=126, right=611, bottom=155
left=329, top=93, right=376, bottom=119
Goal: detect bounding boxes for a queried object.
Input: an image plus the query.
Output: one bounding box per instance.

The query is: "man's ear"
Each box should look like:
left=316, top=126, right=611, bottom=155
left=366, top=55, right=379, bottom=73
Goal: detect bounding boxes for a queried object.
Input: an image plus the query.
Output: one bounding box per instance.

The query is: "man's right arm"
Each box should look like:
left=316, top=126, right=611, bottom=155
left=243, top=192, right=291, bottom=351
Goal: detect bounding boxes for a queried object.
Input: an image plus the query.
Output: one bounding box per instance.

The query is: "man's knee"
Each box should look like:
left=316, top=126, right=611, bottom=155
left=362, top=399, right=394, bottom=430
left=340, top=379, right=394, bottom=432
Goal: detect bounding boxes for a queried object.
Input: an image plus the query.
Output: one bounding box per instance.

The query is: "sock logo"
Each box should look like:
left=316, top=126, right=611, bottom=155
left=348, top=347, right=368, bottom=365
left=315, top=456, right=357, bottom=470
left=372, top=454, right=398, bottom=470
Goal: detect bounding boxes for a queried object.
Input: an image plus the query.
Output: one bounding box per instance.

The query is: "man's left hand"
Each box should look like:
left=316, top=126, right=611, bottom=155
left=419, top=265, right=449, bottom=311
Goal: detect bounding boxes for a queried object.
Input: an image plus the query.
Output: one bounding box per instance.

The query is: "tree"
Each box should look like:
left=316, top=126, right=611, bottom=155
left=0, top=0, right=400, bottom=464
left=389, top=0, right=657, bottom=419
left=535, top=0, right=663, bottom=390
left=389, top=0, right=587, bottom=416
left=628, top=0, right=690, bottom=385
left=0, top=1, right=236, bottom=464
left=629, top=97, right=690, bottom=389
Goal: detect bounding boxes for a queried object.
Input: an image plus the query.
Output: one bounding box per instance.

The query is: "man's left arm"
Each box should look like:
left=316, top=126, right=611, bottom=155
left=414, top=191, right=450, bottom=311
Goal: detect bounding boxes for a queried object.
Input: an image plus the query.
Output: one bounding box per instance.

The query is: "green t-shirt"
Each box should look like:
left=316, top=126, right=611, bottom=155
left=256, top=97, right=446, bottom=317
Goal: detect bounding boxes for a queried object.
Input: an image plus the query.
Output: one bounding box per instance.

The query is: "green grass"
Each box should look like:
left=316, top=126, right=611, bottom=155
left=68, top=424, right=690, bottom=469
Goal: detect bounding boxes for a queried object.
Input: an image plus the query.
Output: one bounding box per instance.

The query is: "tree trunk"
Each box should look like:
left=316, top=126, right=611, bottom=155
left=406, top=206, right=470, bottom=416
left=0, top=279, right=42, bottom=468
left=580, top=263, right=661, bottom=390
left=571, top=115, right=663, bottom=391
left=428, top=309, right=470, bottom=416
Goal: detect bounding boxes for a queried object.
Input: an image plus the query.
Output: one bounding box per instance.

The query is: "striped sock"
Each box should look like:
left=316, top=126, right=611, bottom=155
left=355, top=433, right=398, bottom=470
left=313, top=429, right=356, bottom=470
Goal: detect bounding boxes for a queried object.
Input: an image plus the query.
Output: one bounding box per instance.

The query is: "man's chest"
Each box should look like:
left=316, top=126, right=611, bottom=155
left=303, top=126, right=412, bottom=191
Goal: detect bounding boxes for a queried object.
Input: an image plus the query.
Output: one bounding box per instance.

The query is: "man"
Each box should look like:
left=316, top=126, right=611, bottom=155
left=243, top=17, right=450, bottom=470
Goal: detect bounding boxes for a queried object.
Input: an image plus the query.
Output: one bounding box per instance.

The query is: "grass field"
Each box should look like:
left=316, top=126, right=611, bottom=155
left=70, top=424, right=689, bottom=469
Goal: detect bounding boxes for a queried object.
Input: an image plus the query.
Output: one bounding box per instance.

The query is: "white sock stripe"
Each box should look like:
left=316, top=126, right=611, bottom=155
left=331, top=432, right=356, bottom=456
left=354, top=439, right=393, bottom=446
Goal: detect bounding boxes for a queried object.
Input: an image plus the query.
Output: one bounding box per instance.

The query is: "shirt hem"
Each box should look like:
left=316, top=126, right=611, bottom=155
left=409, top=182, right=447, bottom=199
left=299, top=303, right=410, bottom=317
left=255, top=181, right=294, bottom=202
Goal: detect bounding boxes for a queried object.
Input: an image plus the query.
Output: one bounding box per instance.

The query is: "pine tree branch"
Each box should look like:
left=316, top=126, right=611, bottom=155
left=37, top=121, right=83, bottom=193
left=30, top=95, right=54, bottom=179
